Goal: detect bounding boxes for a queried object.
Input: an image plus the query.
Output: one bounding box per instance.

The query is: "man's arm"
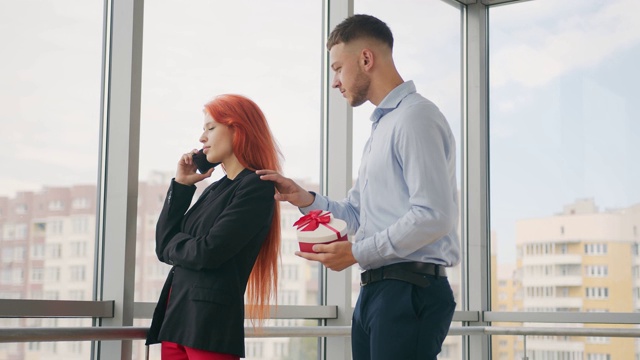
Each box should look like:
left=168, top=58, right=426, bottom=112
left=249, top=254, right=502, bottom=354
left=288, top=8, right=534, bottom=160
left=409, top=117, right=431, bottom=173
left=258, top=169, right=363, bottom=271
left=352, top=103, right=458, bottom=270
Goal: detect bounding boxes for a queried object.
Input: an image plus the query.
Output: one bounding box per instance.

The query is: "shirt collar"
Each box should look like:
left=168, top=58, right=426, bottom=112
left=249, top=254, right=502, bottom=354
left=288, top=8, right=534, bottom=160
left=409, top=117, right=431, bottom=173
left=370, top=80, right=416, bottom=123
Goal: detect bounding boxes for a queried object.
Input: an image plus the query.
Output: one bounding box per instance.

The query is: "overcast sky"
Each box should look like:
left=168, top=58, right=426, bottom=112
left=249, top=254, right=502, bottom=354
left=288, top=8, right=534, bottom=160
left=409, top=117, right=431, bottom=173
left=1, top=0, right=638, bottom=263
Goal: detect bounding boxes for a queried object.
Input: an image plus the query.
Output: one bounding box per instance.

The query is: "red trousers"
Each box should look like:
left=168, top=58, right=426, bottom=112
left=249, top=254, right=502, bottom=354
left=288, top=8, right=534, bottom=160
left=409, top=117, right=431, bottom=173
left=161, top=341, right=239, bottom=360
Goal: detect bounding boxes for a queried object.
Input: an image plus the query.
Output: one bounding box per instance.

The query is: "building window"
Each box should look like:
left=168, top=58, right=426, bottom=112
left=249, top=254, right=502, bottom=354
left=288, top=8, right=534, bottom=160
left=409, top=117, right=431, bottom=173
left=32, top=244, right=45, bottom=259
left=71, top=217, right=89, bottom=234
left=32, top=222, right=46, bottom=235
left=587, top=336, right=610, bottom=344
left=272, top=341, right=288, bottom=357
left=69, top=241, right=87, bottom=257
left=45, top=267, right=60, bottom=282
left=72, top=197, right=89, bottom=209
left=48, top=244, right=62, bottom=258
left=585, top=243, right=608, bottom=255
left=67, top=342, right=83, bottom=354
left=586, top=287, right=609, bottom=299
left=585, top=265, right=608, bottom=277
left=3, top=224, right=15, bottom=240
left=48, top=220, right=64, bottom=235
left=48, top=200, right=64, bottom=211
left=245, top=341, right=263, bottom=358
left=2, top=248, right=13, bottom=262
left=15, top=223, right=27, bottom=239
left=43, top=291, right=59, bottom=300
left=69, top=290, right=85, bottom=300
left=31, top=268, right=44, bottom=282
left=15, top=204, right=28, bottom=214
left=587, top=354, right=611, bottom=360
left=70, top=266, right=86, bottom=282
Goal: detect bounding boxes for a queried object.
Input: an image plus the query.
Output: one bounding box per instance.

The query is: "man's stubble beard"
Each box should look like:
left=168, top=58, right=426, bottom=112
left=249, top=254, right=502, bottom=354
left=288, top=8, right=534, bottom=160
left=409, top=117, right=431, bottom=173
left=349, top=70, right=371, bottom=107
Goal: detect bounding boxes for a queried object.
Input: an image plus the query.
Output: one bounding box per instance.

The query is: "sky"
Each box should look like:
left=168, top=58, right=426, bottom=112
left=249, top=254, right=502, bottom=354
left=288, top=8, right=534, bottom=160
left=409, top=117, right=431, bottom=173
left=1, top=0, right=639, bottom=264
left=489, top=0, right=640, bottom=262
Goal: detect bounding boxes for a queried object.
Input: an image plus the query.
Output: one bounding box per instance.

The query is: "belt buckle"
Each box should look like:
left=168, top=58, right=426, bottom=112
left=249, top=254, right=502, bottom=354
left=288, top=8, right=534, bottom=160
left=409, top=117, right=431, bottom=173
left=360, top=271, right=371, bottom=286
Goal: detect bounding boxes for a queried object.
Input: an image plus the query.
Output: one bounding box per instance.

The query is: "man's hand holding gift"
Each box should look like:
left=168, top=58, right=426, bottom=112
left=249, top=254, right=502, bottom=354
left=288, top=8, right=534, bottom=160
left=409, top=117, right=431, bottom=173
left=293, top=210, right=357, bottom=272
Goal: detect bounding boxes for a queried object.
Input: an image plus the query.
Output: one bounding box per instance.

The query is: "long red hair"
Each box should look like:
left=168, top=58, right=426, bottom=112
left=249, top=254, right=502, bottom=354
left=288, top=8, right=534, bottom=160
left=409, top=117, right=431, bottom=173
left=204, top=94, right=281, bottom=326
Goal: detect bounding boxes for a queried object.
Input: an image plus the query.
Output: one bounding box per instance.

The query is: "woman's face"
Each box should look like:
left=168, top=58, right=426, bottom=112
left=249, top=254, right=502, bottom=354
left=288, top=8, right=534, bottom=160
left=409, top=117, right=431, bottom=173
left=200, top=112, right=234, bottom=164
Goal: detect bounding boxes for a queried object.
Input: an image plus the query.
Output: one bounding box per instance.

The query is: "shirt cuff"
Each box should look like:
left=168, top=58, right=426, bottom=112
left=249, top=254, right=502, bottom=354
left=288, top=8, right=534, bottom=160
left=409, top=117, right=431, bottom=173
left=298, top=191, right=328, bottom=214
left=351, top=235, right=386, bottom=270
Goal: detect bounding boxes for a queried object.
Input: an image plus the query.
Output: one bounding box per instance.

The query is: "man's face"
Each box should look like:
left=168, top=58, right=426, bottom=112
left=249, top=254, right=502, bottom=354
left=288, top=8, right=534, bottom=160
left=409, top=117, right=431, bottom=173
left=330, top=42, right=370, bottom=107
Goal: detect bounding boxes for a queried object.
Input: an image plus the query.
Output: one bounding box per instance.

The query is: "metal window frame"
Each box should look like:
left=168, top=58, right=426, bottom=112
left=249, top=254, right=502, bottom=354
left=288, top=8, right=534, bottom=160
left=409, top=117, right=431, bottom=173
left=464, top=1, right=492, bottom=359
left=95, top=0, right=144, bottom=359
left=320, top=1, right=354, bottom=359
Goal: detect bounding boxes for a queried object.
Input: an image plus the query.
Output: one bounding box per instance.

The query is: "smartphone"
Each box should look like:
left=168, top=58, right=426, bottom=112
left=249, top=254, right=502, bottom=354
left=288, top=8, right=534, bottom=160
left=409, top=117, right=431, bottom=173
left=192, top=149, right=220, bottom=173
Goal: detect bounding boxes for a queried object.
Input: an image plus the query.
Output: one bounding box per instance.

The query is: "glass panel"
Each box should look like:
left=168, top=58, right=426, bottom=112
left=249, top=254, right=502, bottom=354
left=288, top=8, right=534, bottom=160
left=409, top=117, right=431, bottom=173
left=490, top=0, right=640, bottom=359
left=138, top=0, right=322, bottom=358
left=0, top=0, right=102, bottom=358
left=351, top=1, right=462, bottom=359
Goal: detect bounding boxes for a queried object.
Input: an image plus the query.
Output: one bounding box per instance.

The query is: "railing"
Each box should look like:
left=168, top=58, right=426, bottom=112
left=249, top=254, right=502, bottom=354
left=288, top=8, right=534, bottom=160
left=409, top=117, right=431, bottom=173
left=2, top=324, right=639, bottom=360
left=2, top=299, right=640, bottom=358
left=2, top=325, right=640, bottom=343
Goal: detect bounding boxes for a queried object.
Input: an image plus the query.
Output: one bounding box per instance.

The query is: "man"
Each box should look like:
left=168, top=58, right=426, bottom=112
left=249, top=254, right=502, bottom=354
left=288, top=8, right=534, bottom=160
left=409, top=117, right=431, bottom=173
left=258, top=14, right=459, bottom=360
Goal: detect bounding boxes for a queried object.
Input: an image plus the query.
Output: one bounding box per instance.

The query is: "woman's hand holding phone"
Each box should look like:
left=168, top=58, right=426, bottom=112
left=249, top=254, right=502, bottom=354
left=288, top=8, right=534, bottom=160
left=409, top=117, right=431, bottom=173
left=175, top=149, right=218, bottom=186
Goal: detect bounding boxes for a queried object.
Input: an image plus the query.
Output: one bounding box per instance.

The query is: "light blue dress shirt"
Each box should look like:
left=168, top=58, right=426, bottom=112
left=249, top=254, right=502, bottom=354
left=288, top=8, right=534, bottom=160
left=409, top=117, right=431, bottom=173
left=302, top=81, right=460, bottom=270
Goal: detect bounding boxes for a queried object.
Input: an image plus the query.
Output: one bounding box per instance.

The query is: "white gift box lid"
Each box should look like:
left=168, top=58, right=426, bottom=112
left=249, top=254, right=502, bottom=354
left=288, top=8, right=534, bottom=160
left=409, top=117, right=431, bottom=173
left=295, top=211, right=347, bottom=244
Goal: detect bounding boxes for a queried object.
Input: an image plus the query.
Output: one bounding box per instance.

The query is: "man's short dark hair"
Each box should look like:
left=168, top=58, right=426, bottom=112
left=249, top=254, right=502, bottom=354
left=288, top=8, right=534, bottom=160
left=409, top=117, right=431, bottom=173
left=327, top=14, right=394, bottom=51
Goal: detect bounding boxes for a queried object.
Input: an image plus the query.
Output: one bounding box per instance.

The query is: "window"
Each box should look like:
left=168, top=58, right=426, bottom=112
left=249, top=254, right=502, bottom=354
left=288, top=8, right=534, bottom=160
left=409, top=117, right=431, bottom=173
left=586, top=287, right=609, bottom=300
left=585, top=243, right=608, bottom=255
left=45, top=267, right=60, bottom=282
left=490, top=2, right=639, bottom=356
left=47, top=244, right=62, bottom=259
left=587, top=337, right=610, bottom=344
left=14, top=224, right=27, bottom=240
left=15, top=204, right=28, bottom=215
left=273, top=341, right=288, bottom=357
left=48, top=200, right=64, bottom=211
left=587, top=354, right=611, bottom=360
left=3, top=224, right=15, bottom=240
left=69, top=241, right=87, bottom=257
left=32, top=222, right=46, bottom=235
left=48, top=220, right=64, bottom=236
left=31, top=269, right=44, bottom=282
left=245, top=341, right=263, bottom=358
left=136, top=2, right=322, bottom=359
left=585, top=265, right=608, bottom=277
left=68, top=290, right=85, bottom=301
left=2, top=248, right=12, bottom=262
left=43, top=291, right=59, bottom=300
left=69, top=266, right=86, bottom=282
left=31, top=244, right=45, bottom=259
left=71, top=217, right=89, bottom=234
left=0, top=0, right=101, bottom=313
left=71, top=197, right=89, bottom=209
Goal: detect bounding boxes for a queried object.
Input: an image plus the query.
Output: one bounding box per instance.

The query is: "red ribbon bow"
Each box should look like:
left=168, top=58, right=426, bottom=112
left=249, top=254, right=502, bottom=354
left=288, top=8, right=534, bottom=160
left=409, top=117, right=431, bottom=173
left=293, top=210, right=331, bottom=231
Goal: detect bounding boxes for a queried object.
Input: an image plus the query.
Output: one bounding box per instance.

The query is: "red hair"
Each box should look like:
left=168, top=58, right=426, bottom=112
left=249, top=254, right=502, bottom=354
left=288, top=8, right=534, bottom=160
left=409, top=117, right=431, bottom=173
left=203, top=94, right=281, bottom=326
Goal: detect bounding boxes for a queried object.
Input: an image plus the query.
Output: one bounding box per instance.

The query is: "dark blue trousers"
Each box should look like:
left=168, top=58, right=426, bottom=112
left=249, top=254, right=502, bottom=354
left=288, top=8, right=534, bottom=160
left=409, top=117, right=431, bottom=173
left=351, top=276, right=456, bottom=360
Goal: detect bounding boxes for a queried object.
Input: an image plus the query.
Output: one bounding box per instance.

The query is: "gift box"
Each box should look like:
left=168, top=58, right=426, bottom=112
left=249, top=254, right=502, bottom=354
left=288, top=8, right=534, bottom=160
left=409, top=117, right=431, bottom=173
left=294, top=210, right=348, bottom=253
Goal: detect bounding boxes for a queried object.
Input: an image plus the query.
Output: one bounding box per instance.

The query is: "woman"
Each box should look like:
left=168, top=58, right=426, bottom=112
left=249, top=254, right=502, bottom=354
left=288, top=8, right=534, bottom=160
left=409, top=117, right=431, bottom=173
left=146, top=94, right=282, bottom=360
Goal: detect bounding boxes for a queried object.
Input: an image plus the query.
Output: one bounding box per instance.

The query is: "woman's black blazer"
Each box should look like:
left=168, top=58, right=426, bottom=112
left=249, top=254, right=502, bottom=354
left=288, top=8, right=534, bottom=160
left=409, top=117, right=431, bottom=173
left=145, top=169, right=275, bottom=357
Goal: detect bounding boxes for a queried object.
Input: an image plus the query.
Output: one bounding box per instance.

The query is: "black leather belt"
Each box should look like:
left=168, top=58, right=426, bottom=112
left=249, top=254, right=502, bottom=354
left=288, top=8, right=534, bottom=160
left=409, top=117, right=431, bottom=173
left=360, top=262, right=446, bottom=288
